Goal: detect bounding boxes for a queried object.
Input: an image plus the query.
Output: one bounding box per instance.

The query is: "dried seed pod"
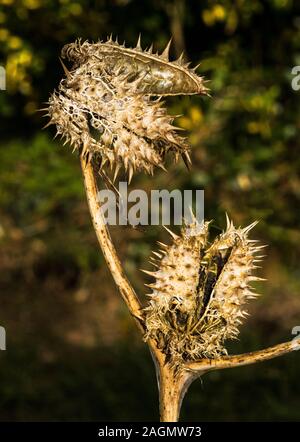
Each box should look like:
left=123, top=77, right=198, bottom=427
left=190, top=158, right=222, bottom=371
left=62, top=37, right=208, bottom=96
left=45, top=36, right=208, bottom=180
left=144, top=216, right=265, bottom=366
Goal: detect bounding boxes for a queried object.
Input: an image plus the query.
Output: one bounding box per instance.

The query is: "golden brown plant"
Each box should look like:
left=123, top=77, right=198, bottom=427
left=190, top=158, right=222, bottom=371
left=144, top=217, right=265, bottom=366
left=45, top=36, right=300, bottom=422
left=46, top=36, right=207, bottom=181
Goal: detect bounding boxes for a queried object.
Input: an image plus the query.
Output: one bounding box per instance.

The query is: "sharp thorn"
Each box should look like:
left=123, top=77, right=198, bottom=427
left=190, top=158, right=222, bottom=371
left=140, top=269, right=157, bottom=277
left=113, top=164, right=121, bottom=183
left=176, top=52, right=185, bottom=65
left=163, top=225, right=179, bottom=240
left=42, top=121, right=53, bottom=129
left=59, top=57, right=72, bottom=79
left=136, top=33, right=142, bottom=50
left=243, top=220, right=259, bottom=234
left=161, top=38, right=172, bottom=60
left=157, top=241, right=168, bottom=249
left=128, top=166, right=133, bottom=185
left=152, top=251, right=163, bottom=259
left=193, top=63, right=201, bottom=71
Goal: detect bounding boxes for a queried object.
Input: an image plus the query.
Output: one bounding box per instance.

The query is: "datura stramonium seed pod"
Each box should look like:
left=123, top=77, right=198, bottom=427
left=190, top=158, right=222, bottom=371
left=143, top=216, right=266, bottom=367
left=45, top=36, right=208, bottom=181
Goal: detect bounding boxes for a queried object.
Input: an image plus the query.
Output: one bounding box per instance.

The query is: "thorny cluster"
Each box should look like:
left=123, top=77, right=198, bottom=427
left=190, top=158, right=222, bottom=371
left=144, top=216, right=266, bottom=367
left=46, top=36, right=208, bottom=182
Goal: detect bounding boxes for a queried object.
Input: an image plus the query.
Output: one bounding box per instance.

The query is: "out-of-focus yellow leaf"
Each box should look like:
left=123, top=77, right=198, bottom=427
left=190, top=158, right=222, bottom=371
left=190, top=106, right=203, bottom=124
left=8, top=36, right=22, bottom=50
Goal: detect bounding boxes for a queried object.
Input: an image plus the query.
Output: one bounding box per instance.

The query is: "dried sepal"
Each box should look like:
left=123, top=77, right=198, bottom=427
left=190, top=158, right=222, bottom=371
left=144, top=216, right=265, bottom=367
left=46, top=36, right=208, bottom=179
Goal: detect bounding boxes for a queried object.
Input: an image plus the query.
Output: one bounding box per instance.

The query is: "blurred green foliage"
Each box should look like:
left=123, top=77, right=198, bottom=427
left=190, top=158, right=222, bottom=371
left=0, top=0, right=300, bottom=421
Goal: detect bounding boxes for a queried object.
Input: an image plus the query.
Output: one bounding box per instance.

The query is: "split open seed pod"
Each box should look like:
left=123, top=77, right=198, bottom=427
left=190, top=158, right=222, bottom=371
left=143, top=216, right=266, bottom=367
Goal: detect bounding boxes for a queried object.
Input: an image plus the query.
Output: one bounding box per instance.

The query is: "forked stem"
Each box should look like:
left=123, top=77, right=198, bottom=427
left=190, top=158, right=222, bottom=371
left=80, top=155, right=300, bottom=423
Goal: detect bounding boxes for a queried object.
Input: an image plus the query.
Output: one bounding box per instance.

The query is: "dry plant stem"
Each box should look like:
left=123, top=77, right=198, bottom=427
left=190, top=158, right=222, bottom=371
left=80, top=156, right=164, bottom=358
left=158, top=364, right=195, bottom=422
left=80, top=155, right=185, bottom=422
left=80, top=156, right=144, bottom=326
left=80, top=155, right=300, bottom=423
left=185, top=338, right=300, bottom=373
left=156, top=338, right=300, bottom=422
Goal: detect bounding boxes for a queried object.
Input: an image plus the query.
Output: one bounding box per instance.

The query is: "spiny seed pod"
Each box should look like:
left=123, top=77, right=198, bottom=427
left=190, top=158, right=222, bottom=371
left=143, top=216, right=266, bottom=367
left=45, top=36, right=208, bottom=181
left=61, top=36, right=207, bottom=96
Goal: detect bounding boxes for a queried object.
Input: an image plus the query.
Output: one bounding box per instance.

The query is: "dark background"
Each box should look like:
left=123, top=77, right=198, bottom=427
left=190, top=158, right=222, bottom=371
left=0, top=0, right=300, bottom=421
